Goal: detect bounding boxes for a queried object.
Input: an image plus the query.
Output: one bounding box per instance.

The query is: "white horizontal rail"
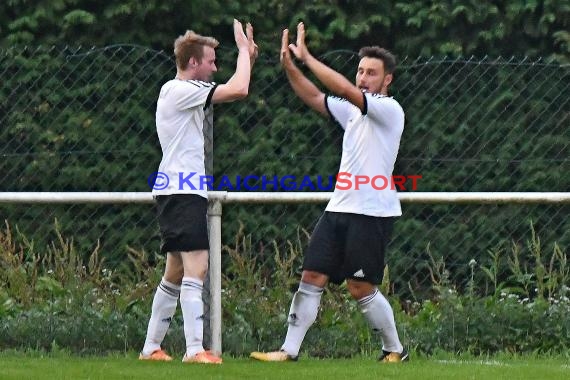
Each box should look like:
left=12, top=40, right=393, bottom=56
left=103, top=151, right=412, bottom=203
left=1, top=190, right=569, bottom=354
left=0, top=191, right=569, bottom=203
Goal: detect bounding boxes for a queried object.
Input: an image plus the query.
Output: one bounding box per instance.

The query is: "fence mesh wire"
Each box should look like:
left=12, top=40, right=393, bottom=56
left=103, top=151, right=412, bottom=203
left=1, top=45, right=568, bottom=301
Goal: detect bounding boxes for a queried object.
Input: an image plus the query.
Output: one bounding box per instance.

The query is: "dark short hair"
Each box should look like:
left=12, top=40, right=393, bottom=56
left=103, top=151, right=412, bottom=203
left=358, top=46, right=396, bottom=74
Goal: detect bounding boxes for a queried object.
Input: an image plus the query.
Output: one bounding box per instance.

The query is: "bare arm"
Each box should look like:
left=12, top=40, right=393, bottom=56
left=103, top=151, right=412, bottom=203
left=289, top=22, right=365, bottom=112
left=281, top=29, right=327, bottom=116
left=211, top=19, right=252, bottom=103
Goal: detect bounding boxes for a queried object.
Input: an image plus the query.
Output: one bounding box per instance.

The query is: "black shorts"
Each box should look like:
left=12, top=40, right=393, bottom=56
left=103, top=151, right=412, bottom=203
left=155, top=194, right=209, bottom=254
left=303, top=211, right=395, bottom=285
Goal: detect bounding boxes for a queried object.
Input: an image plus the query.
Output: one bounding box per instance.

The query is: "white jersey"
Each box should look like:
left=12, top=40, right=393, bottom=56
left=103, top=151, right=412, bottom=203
left=152, top=79, right=217, bottom=198
left=325, top=93, right=405, bottom=217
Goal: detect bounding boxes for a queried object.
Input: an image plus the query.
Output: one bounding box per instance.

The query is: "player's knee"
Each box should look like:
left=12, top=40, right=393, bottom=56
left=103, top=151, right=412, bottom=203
left=194, top=265, right=209, bottom=280
left=164, top=267, right=184, bottom=284
left=181, top=250, right=209, bottom=280
left=300, top=270, right=328, bottom=287
left=347, top=280, right=375, bottom=299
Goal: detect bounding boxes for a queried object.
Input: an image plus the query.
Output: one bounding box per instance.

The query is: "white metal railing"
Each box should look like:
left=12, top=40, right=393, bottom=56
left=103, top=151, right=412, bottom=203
left=2, top=191, right=570, bottom=204
left=1, top=191, right=569, bottom=353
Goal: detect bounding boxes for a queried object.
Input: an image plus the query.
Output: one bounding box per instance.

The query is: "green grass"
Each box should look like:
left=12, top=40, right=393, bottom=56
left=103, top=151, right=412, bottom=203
left=0, top=352, right=569, bottom=380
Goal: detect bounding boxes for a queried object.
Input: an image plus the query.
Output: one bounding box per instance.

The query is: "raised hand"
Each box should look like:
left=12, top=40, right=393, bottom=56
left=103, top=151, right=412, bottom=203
left=233, top=19, right=249, bottom=51
left=280, top=28, right=294, bottom=68
left=246, top=22, right=259, bottom=63
left=288, top=22, right=310, bottom=62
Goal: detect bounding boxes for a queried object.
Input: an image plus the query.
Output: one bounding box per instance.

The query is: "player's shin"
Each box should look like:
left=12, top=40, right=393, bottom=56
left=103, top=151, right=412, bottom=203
left=180, top=277, right=205, bottom=356
left=358, top=288, right=403, bottom=353
left=281, top=281, right=323, bottom=357
left=142, top=278, right=180, bottom=355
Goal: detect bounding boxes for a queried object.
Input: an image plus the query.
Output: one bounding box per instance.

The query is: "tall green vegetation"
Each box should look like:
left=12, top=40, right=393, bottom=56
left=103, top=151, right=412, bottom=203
left=1, top=222, right=568, bottom=355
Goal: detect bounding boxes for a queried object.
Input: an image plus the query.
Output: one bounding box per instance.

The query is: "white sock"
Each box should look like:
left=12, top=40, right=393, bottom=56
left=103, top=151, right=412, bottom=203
left=358, top=288, right=403, bottom=353
left=180, top=277, right=205, bottom=357
left=280, top=281, right=323, bottom=357
left=142, top=278, right=180, bottom=355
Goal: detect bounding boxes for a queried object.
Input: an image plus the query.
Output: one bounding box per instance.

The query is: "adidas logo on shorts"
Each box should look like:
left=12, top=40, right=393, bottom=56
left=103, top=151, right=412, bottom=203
left=353, top=269, right=365, bottom=278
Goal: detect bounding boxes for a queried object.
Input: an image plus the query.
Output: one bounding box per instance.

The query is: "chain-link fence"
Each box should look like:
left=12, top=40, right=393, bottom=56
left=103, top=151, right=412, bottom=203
left=1, top=45, right=568, bottom=300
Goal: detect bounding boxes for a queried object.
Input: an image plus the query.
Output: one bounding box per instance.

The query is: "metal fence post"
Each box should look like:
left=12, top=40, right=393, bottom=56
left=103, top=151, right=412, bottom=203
left=207, top=198, right=223, bottom=355
left=202, top=106, right=214, bottom=349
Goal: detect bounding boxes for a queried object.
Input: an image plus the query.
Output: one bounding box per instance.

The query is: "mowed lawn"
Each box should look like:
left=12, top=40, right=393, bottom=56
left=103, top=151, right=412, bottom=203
left=1, top=352, right=569, bottom=380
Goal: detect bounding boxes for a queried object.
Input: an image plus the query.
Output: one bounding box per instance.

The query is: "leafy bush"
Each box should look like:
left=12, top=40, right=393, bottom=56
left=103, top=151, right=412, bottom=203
left=403, top=229, right=570, bottom=355
left=0, top=220, right=568, bottom=356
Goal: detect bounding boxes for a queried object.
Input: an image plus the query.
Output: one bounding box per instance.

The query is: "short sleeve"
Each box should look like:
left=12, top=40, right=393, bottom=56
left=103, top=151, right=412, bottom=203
left=170, top=80, right=217, bottom=111
left=325, top=95, right=353, bottom=130
left=364, top=93, right=404, bottom=127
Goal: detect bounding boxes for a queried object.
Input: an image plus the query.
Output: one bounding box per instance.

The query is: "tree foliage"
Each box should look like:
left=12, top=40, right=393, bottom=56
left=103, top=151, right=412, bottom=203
left=2, top=0, right=569, bottom=61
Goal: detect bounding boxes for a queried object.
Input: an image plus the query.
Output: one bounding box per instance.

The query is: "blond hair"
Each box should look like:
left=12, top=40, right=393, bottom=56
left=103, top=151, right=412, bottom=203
left=174, top=30, right=219, bottom=70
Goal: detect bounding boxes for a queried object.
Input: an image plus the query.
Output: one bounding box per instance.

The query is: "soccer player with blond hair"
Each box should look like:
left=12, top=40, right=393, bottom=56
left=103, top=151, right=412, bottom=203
left=139, top=19, right=258, bottom=364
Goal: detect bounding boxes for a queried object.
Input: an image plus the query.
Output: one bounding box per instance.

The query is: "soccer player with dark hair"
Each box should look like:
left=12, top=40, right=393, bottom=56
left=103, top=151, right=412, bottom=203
left=250, top=22, right=408, bottom=363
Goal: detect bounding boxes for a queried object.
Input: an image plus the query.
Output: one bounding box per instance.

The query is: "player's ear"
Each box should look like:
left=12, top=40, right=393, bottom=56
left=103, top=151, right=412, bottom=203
left=383, top=73, right=393, bottom=88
